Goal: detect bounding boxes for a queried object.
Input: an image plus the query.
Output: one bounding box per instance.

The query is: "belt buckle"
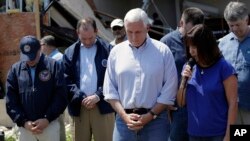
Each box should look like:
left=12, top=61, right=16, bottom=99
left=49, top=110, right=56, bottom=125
left=132, top=108, right=139, bottom=113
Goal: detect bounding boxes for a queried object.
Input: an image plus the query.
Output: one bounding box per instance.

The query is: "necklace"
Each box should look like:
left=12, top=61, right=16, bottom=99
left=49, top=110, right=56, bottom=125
left=201, top=69, right=204, bottom=74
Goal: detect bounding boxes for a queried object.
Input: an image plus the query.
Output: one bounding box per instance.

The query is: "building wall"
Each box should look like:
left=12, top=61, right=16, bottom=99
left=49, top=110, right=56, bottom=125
left=0, top=12, right=37, bottom=84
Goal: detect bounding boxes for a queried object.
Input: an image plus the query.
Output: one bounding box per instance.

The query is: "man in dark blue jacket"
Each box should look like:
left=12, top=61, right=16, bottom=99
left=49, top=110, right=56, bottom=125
left=160, top=7, right=204, bottom=141
left=6, top=35, right=68, bottom=141
left=63, top=17, right=114, bottom=141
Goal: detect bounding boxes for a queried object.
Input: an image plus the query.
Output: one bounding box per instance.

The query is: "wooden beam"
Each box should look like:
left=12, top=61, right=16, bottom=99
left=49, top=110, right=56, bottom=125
left=34, top=0, right=41, bottom=39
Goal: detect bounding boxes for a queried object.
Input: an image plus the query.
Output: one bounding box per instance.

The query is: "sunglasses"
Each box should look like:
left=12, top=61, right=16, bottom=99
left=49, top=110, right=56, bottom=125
left=112, top=26, right=123, bottom=31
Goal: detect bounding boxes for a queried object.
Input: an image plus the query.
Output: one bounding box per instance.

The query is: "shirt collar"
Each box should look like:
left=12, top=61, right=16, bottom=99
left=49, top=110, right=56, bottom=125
left=80, top=39, right=97, bottom=48
left=48, top=49, right=59, bottom=58
left=129, top=37, right=148, bottom=50
left=229, top=31, right=250, bottom=42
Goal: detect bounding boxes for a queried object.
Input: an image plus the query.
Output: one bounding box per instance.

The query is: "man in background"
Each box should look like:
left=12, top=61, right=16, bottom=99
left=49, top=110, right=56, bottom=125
left=110, top=18, right=127, bottom=46
left=219, top=1, right=250, bottom=125
left=160, top=7, right=204, bottom=141
left=40, top=35, right=66, bottom=141
left=40, top=35, right=63, bottom=61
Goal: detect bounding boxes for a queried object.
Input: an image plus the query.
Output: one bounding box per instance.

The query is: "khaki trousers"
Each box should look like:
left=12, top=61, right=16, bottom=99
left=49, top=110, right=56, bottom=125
left=18, top=119, right=59, bottom=141
left=71, top=106, right=114, bottom=141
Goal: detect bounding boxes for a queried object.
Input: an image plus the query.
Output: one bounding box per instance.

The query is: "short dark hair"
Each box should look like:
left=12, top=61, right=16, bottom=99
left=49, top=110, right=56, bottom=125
left=40, top=35, right=57, bottom=47
left=184, top=24, right=221, bottom=66
left=77, top=17, right=97, bottom=31
left=182, top=7, right=204, bottom=25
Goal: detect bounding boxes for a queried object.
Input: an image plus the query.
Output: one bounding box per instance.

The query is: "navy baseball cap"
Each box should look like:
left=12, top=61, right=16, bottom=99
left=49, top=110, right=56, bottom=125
left=19, top=35, right=40, bottom=61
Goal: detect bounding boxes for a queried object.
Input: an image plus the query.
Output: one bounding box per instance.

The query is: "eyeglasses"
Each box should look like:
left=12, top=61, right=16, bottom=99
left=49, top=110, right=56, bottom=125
left=40, top=43, right=45, bottom=46
left=112, top=26, right=123, bottom=31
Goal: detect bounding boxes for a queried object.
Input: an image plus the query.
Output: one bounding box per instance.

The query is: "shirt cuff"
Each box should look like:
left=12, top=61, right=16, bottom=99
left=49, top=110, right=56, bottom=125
left=95, top=94, right=100, bottom=102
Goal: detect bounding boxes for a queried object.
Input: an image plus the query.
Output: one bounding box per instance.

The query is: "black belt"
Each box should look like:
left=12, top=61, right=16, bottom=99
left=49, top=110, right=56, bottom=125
left=125, top=108, right=151, bottom=115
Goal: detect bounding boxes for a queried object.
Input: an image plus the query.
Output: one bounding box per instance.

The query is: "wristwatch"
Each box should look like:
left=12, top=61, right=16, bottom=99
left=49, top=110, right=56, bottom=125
left=149, top=110, right=158, bottom=119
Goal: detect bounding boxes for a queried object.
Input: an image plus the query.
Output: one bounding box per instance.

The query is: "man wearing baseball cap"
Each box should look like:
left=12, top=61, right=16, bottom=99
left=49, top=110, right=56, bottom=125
left=6, top=35, right=68, bottom=141
left=19, top=35, right=41, bottom=62
left=110, top=18, right=127, bottom=46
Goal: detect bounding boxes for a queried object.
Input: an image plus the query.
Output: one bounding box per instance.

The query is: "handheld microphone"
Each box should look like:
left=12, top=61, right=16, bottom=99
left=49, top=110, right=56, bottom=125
left=179, top=58, right=195, bottom=89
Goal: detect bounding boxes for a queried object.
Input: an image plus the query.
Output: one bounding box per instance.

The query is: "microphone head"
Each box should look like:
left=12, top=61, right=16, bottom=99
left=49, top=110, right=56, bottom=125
left=187, top=58, right=196, bottom=69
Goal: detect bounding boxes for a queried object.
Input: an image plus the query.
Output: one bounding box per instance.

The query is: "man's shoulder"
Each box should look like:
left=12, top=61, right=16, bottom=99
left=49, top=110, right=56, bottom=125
left=96, top=36, right=109, bottom=44
left=219, top=32, right=234, bottom=42
left=41, top=56, right=64, bottom=72
left=218, top=32, right=236, bottom=48
left=160, top=30, right=179, bottom=43
left=150, top=38, right=171, bottom=51
left=44, top=55, right=56, bottom=62
left=12, top=60, right=25, bottom=68
left=8, top=61, right=25, bottom=75
left=65, top=41, right=79, bottom=51
left=109, top=41, right=129, bottom=55
left=64, top=41, right=80, bottom=57
left=96, top=36, right=112, bottom=51
left=41, top=55, right=57, bottom=65
left=53, top=51, right=63, bottom=61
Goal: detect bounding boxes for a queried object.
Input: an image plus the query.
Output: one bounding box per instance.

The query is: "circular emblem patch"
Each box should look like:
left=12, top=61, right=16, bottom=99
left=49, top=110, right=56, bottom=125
left=39, top=70, right=51, bottom=82
left=102, top=59, right=107, bottom=67
left=24, top=45, right=31, bottom=52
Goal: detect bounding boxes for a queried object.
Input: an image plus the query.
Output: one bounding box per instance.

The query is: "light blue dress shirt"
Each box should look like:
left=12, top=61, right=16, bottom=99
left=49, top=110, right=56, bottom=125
left=104, top=37, right=178, bottom=109
left=80, top=44, right=97, bottom=96
left=48, top=49, right=63, bottom=61
left=219, top=32, right=250, bottom=110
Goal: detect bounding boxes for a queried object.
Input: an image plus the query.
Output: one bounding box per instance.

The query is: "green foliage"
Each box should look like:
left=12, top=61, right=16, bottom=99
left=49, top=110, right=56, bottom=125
left=66, top=130, right=72, bottom=141
left=5, top=136, right=16, bottom=141
left=4, top=132, right=94, bottom=141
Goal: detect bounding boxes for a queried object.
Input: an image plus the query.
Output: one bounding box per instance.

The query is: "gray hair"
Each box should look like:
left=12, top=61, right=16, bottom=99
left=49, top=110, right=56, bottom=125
left=124, top=8, right=150, bottom=27
left=224, top=1, right=248, bottom=22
